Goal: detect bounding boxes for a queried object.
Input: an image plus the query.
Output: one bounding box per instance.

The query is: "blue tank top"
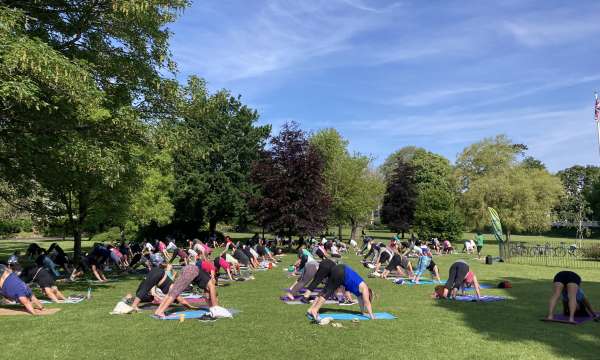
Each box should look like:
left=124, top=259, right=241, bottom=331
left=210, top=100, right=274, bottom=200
left=343, top=266, right=364, bottom=296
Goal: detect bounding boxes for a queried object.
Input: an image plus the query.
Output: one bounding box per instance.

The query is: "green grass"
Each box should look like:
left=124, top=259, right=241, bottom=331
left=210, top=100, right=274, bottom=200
left=1, top=235, right=599, bottom=360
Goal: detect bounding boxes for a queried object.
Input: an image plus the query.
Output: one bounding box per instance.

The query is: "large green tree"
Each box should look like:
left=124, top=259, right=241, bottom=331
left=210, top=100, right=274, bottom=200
left=411, top=150, right=463, bottom=240
left=310, top=129, right=384, bottom=241
left=380, top=146, right=424, bottom=183
left=171, top=77, right=270, bottom=236
left=0, top=2, right=187, bottom=258
left=457, top=135, right=563, bottom=240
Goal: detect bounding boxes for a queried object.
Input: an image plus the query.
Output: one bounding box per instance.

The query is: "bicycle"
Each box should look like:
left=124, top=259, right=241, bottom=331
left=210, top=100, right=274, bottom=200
left=509, top=242, right=529, bottom=257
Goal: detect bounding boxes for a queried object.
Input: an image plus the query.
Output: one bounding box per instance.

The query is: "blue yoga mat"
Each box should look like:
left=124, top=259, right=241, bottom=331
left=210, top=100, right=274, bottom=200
left=402, top=279, right=445, bottom=285
left=453, top=295, right=505, bottom=302
left=155, top=309, right=210, bottom=320
left=312, top=312, right=396, bottom=320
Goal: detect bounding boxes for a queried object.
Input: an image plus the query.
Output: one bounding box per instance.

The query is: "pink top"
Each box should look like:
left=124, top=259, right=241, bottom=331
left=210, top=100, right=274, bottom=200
left=465, top=271, right=474, bottom=284
left=158, top=241, right=166, bottom=252
left=218, top=257, right=231, bottom=270
left=111, top=248, right=123, bottom=257
left=202, top=244, right=213, bottom=254
left=201, top=260, right=216, bottom=274
left=443, top=240, right=451, bottom=247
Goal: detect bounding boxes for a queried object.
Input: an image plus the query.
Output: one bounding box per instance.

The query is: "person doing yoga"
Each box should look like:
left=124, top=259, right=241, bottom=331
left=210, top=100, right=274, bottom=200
left=439, top=260, right=481, bottom=300
left=154, top=261, right=218, bottom=318
left=547, top=271, right=599, bottom=323
left=0, top=265, right=45, bottom=314
left=307, top=264, right=375, bottom=321
left=20, top=265, right=66, bottom=302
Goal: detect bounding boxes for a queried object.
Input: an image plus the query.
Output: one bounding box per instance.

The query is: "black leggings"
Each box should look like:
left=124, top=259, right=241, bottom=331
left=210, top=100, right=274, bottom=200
left=445, top=261, right=469, bottom=291
left=321, top=264, right=345, bottom=299
left=306, top=259, right=336, bottom=292
left=135, top=268, right=166, bottom=301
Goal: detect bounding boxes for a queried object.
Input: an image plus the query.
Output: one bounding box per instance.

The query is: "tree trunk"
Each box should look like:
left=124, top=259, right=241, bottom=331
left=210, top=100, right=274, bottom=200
left=401, top=230, right=405, bottom=239
left=338, top=224, right=343, bottom=242
left=209, top=218, right=217, bottom=236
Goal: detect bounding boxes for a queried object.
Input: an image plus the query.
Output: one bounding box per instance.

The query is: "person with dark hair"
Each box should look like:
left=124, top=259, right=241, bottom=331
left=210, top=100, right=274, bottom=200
left=380, top=253, right=413, bottom=279
left=547, top=271, right=599, bottom=323
left=20, top=265, right=66, bottom=302
left=0, top=265, right=45, bottom=314
left=306, top=264, right=375, bottom=322
left=70, top=245, right=111, bottom=282
left=25, top=243, right=44, bottom=259
left=475, top=233, right=484, bottom=259
left=283, top=253, right=319, bottom=301
left=48, top=243, right=72, bottom=274
left=35, top=251, right=61, bottom=278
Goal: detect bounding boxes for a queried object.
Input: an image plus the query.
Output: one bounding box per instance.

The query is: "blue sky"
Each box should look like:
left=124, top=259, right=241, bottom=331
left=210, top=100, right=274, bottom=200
left=167, top=0, right=600, bottom=172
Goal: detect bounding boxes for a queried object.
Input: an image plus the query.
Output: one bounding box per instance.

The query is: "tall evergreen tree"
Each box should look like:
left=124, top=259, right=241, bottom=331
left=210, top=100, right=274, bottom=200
left=381, top=160, right=417, bottom=238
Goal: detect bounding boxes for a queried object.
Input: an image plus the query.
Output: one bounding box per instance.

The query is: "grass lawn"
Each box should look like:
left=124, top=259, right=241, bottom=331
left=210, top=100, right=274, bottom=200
left=0, top=234, right=599, bottom=360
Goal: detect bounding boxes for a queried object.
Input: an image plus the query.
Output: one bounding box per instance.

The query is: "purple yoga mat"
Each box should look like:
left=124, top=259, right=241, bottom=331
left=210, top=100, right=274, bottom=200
left=543, top=313, right=600, bottom=325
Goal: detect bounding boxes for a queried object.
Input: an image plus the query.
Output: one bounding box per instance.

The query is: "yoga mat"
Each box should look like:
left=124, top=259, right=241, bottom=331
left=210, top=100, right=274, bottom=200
left=400, top=279, right=445, bottom=285
left=311, top=312, right=396, bottom=321
left=154, top=308, right=239, bottom=320
left=284, top=300, right=339, bottom=305
left=453, top=295, right=506, bottom=302
left=0, top=308, right=61, bottom=316
left=542, top=313, right=600, bottom=325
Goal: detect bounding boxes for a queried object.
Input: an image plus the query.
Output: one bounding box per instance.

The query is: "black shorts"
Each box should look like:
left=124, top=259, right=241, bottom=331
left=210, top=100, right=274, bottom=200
left=193, top=269, right=212, bottom=290
left=36, top=269, right=55, bottom=288
left=386, top=254, right=402, bottom=271
left=379, top=251, right=391, bottom=264
left=322, top=264, right=345, bottom=299
left=427, top=260, right=436, bottom=273
left=135, top=267, right=166, bottom=301
left=553, top=271, right=581, bottom=286
left=234, top=250, right=250, bottom=266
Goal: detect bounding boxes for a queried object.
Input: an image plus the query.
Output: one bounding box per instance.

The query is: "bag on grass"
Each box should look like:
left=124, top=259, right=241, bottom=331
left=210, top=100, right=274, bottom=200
left=497, top=281, right=512, bottom=289
left=110, top=301, right=134, bottom=315
left=209, top=306, right=232, bottom=318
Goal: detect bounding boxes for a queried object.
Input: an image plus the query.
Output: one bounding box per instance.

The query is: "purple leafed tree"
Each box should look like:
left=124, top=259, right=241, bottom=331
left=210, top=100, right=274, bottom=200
left=251, top=122, right=331, bottom=238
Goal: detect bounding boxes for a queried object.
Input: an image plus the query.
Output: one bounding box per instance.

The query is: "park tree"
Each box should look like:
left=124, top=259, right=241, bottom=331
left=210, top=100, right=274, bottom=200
left=380, top=160, right=417, bottom=238
left=457, top=136, right=564, bottom=240
left=171, top=77, right=270, bottom=236
left=251, top=122, right=330, bottom=238
left=380, top=146, right=424, bottom=183
left=0, top=2, right=188, bottom=259
left=410, top=150, right=463, bottom=240
left=310, top=129, right=384, bottom=241
left=556, top=165, right=600, bottom=236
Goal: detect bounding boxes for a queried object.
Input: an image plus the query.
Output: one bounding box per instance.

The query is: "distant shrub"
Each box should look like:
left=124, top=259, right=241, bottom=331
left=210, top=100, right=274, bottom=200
left=582, top=245, right=600, bottom=260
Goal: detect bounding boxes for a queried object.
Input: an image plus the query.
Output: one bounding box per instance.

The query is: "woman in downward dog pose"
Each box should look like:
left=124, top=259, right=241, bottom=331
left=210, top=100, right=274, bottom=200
left=547, top=271, right=599, bottom=323
left=127, top=265, right=195, bottom=311
left=20, top=265, right=66, bottom=302
left=438, top=260, right=481, bottom=300
left=0, top=265, right=45, bottom=314
left=307, top=264, right=375, bottom=322
left=283, top=253, right=319, bottom=301
left=154, top=261, right=218, bottom=318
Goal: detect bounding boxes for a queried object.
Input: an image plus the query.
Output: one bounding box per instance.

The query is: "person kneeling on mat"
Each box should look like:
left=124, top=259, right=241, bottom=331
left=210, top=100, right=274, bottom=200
left=547, top=271, right=599, bottom=323
left=0, top=264, right=45, bottom=314
left=154, top=261, right=218, bottom=318
left=20, top=265, right=66, bottom=302
left=307, top=264, right=375, bottom=321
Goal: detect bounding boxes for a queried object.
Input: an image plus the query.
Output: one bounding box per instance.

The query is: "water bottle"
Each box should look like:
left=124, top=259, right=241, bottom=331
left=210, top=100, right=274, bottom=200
left=87, top=287, right=92, bottom=300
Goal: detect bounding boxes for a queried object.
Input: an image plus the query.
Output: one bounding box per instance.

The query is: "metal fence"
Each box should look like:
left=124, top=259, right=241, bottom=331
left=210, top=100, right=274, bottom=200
left=504, top=240, right=600, bottom=269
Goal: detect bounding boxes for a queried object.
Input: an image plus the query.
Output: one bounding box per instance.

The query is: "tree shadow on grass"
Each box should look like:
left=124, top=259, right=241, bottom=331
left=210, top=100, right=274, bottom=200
left=434, top=277, right=600, bottom=360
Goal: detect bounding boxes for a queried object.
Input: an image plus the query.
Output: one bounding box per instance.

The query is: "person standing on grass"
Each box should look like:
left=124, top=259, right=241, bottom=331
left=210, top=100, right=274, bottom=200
left=306, top=263, right=375, bottom=322
left=475, top=233, right=484, bottom=259
left=547, top=271, right=599, bottom=323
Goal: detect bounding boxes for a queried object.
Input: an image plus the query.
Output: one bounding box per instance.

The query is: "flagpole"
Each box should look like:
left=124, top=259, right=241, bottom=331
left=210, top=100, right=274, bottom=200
left=596, top=93, right=600, bottom=157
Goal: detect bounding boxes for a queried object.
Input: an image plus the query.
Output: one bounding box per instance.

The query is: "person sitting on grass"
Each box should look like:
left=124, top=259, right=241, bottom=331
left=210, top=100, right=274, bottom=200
left=20, top=264, right=67, bottom=302
left=306, top=264, right=375, bottom=322
left=438, top=260, right=481, bottom=300
left=126, top=264, right=195, bottom=312
left=0, top=264, right=45, bottom=315
left=154, top=262, right=218, bottom=318
left=547, top=271, right=599, bottom=323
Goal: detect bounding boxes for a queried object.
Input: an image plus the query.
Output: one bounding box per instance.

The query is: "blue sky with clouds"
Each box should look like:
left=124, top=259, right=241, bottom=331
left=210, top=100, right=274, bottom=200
left=167, top=0, right=600, bottom=171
